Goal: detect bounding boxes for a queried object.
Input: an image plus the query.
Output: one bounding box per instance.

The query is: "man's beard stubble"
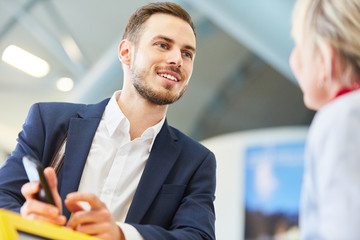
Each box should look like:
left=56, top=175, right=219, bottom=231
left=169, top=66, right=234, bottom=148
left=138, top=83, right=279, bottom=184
left=130, top=65, right=188, bottom=105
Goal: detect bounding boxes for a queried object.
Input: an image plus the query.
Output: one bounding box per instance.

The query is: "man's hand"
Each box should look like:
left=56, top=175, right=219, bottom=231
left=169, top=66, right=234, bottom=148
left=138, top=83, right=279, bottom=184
left=20, top=167, right=66, bottom=225
left=65, top=192, right=125, bottom=240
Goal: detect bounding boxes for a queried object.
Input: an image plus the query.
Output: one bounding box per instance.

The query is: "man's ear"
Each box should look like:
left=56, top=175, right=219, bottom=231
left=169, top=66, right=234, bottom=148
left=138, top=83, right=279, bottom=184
left=118, top=40, right=132, bottom=66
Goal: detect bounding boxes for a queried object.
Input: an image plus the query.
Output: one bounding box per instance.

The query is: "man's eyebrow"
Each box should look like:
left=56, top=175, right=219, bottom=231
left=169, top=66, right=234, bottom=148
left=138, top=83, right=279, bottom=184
left=152, top=35, right=196, bottom=53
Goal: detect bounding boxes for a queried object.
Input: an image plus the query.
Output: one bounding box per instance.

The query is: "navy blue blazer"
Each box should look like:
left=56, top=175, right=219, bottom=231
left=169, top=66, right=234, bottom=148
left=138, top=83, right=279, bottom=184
left=0, top=99, right=216, bottom=239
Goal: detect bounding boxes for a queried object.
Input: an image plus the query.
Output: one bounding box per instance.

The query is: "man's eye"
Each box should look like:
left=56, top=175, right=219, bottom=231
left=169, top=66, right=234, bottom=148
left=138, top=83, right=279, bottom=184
left=157, top=43, right=168, bottom=49
left=183, top=52, right=192, bottom=59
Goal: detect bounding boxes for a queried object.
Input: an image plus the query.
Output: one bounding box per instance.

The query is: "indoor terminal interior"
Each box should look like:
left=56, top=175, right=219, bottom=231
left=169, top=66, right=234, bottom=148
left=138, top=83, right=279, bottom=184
left=0, top=1, right=314, bottom=239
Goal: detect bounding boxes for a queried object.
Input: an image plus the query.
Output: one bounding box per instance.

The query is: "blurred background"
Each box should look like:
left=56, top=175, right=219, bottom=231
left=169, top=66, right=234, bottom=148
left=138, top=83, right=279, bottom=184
left=0, top=0, right=314, bottom=239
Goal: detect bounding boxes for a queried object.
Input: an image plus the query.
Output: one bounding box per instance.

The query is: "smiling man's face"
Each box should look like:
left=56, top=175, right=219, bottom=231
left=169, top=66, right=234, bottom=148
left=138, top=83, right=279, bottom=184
left=129, top=13, right=196, bottom=105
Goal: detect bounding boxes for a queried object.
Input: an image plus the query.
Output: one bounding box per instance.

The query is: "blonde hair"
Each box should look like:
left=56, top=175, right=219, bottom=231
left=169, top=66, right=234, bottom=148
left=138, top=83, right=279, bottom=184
left=291, top=0, right=360, bottom=86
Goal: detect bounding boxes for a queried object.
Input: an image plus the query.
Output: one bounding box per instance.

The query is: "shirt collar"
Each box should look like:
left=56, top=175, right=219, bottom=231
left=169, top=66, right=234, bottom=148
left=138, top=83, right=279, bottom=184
left=332, top=83, right=360, bottom=100
left=104, top=91, right=166, bottom=152
left=104, top=91, right=129, bottom=137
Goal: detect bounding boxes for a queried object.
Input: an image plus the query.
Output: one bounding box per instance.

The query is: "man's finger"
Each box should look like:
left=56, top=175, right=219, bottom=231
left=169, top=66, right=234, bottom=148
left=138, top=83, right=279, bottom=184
left=43, top=167, right=57, bottom=190
left=20, top=199, right=67, bottom=226
left=74, top=222, right=109, bottom=235
left=21, top=182, right=41, bottom=199
left=65, top=192, right=104, bottom=211
left=25, top=212, right=67, bottom=225
left=44, top=167, right=62, bottom=211
left=66, top=207, right=112, bottom=228
left=21, top=199, right=60, bottom=217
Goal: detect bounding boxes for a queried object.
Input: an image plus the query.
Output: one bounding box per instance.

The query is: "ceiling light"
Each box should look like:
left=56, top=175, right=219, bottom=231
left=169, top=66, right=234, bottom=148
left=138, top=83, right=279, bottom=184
left=62, top=35, right=83, bottom=62
left=56, top=77, right=74, bottom=92
left=1, top=45, right=50, bottom=78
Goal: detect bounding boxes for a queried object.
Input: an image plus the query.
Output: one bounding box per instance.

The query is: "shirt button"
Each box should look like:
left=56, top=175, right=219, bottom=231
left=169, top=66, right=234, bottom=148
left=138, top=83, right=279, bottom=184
left=119, top=150, right=125, bottom=156
left=105, top=189, right=112, bottom=195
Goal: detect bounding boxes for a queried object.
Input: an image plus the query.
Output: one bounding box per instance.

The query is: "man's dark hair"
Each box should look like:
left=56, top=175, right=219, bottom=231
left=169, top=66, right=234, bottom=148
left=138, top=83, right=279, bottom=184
left=123, top=2, right=195, bottom=43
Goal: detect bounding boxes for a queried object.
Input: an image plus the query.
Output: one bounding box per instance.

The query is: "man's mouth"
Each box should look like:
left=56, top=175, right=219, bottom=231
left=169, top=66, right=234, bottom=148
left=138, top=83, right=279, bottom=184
left=159, top=73, right=179, bottom=82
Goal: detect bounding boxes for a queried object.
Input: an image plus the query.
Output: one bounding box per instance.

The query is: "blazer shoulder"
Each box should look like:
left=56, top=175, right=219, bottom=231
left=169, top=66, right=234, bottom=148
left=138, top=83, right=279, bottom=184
left=33, top=101, right=86, bottom=112
left=26, top=99, right=109, bottom=128
left=31, top=98, right=110, bottom=119
left=30, top=102, right=86, bottom=120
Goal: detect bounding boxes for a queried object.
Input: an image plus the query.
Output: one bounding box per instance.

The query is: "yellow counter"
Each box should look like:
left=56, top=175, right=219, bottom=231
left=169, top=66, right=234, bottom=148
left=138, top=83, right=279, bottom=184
left=0, top=209, right=98, bottom=240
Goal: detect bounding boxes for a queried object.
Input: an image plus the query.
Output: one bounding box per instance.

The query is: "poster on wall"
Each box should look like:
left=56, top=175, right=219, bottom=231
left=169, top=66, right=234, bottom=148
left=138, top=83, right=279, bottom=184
left=243, top=141, right=304, bottom=240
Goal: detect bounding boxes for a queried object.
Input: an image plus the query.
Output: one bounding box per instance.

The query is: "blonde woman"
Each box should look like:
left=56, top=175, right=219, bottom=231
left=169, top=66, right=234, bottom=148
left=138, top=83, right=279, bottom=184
left=289, top=0, right=360, bottom=239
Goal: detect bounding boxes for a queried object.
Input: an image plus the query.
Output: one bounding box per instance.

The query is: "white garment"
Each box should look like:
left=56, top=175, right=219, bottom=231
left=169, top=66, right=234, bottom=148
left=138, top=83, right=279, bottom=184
left=77, top=91, right=165, bottom=239
left=300, top=89, right=360, bottom=240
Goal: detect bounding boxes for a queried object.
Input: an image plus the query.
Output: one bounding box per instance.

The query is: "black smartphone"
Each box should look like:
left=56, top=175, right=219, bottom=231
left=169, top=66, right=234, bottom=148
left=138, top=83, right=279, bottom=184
left=22, top=155, right=55, bottom=205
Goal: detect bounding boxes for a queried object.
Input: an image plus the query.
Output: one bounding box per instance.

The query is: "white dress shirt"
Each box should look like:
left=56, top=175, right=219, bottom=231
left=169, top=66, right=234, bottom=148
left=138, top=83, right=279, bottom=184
left=77, top=91, right=165, bottom=239
left=300, top=89, right=360, bottom=240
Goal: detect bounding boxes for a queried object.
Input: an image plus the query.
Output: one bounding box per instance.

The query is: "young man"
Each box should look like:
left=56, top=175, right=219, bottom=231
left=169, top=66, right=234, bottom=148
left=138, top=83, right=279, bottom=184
left=0, top=2, right=216, bottom=240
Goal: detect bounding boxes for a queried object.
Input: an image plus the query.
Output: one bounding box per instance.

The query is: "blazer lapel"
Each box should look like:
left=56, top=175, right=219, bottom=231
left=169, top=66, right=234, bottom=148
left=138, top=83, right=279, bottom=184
left=125, top=121, right=181, bottom=223
left=59, top=99, right=108, bottom=218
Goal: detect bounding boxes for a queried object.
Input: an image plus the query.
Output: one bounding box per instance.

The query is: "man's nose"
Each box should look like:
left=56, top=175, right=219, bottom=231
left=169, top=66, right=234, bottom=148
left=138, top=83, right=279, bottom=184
left=167, top=49, right=183, bottom=68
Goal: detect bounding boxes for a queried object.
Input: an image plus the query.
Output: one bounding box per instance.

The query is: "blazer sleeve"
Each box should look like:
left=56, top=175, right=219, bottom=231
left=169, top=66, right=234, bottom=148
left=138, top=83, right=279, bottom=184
left=0, top=103, right=47, bottom=212
left=132, top=151, right=216, bottom=240
left=0, top=102, right=70, bottom=212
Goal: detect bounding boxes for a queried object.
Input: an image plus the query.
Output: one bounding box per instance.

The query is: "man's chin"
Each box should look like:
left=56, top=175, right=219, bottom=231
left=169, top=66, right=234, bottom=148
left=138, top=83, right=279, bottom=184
left=147, top=95, right=179, bottom=105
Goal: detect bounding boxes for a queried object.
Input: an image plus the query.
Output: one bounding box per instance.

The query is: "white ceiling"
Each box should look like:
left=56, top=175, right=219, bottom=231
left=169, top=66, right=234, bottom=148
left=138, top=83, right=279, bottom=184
left=0, top=0, right=312, bottom=155
left=0, top=0, right=147, bottom=151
